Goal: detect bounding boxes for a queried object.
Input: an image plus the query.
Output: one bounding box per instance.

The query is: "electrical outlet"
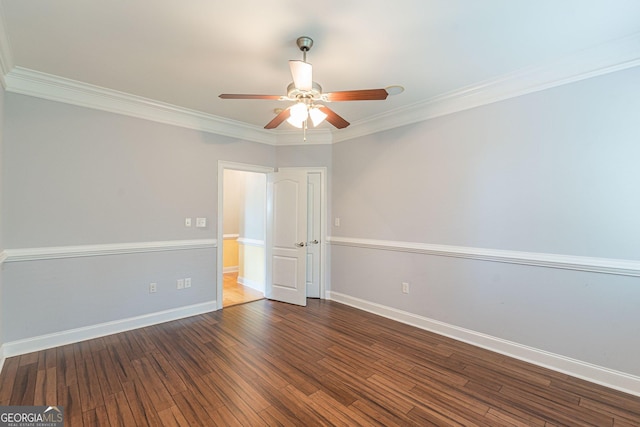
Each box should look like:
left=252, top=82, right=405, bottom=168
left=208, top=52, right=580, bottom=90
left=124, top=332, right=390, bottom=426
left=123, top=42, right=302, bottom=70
left=184, top=278, right=191, bottom=288
left=149, top=283, right=157, bottom=293
left=196, top=217, right=207, bottom=228
left=334, top=217, right=341, bottom=227
left=177, top=279, right=185, bottom=290
left=402, top=282, right=410, bottom=294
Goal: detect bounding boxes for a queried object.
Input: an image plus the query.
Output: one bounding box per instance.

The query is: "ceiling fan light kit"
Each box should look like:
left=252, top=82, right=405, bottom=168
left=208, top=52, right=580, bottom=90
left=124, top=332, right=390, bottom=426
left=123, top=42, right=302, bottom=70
left=219, top=36, right=400, bottom=140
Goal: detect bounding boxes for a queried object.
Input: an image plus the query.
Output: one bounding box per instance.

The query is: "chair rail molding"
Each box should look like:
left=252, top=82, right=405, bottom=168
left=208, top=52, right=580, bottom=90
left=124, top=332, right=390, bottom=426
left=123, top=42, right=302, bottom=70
left=328, top=236, right=640, bottom=277
left=4, top=239, right=217, bottom=262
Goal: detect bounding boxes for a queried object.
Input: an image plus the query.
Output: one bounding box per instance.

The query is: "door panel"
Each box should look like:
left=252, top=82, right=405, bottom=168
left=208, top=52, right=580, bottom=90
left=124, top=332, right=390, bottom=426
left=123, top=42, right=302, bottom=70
left=266, top=171, right=307, bottom=306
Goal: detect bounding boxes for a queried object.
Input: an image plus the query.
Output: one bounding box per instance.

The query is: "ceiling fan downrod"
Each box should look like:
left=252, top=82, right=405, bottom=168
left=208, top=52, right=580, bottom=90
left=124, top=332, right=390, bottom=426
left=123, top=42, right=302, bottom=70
left=296, top=36, right=313, bottom=62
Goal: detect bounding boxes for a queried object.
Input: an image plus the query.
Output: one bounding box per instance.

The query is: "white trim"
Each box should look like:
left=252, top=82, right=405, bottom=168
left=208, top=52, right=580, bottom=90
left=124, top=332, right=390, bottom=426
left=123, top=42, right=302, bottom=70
left=0, top=250, right=7, bottom=264
left=223, top=234, right=240, bottom=240
left=223, top=266, right=239, bottom=274
left=237, top=237, right=265, bottom=247
left=332, top=32, right=640, bottom=143
left=328, top=291, right=640, bottom=397
left=4, top=67, right=276, bottom=145
left=3, top=33, right=639, bottom=145
left=237, top=276, right=265, bottom=293
left=328, top=236, right=640, bottom=277
left=4, top=239, right=217, bottom=262
left=2, top=300, right=216, bottom=359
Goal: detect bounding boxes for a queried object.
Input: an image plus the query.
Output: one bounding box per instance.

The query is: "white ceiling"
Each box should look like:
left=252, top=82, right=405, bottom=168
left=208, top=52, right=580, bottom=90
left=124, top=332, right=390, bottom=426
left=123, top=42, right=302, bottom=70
left=1, top=0, right=640, bottom=132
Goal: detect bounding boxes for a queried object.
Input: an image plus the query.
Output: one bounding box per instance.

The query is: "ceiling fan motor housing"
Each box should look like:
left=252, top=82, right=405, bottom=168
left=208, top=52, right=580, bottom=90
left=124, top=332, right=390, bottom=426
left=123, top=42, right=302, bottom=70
left=286, top=81, right=323, bottom=101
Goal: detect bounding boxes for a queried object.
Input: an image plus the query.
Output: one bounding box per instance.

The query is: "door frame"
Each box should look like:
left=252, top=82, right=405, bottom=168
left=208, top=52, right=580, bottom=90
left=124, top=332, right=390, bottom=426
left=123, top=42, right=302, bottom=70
left=217, top=161, right=274, bottom=310
left=278, top=167, right=328, bottom=300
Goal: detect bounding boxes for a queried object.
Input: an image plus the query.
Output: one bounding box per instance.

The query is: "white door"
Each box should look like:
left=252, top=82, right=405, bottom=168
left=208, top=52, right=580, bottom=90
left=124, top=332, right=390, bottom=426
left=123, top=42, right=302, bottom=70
left=266, top=170, right=308, bottom=306
left=306, top=173, right=321, bottom=298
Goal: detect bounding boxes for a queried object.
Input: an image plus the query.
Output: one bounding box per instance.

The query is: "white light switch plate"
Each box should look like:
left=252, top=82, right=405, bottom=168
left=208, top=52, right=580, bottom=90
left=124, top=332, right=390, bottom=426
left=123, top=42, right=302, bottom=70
left=196, top=217, right=207, bottom=228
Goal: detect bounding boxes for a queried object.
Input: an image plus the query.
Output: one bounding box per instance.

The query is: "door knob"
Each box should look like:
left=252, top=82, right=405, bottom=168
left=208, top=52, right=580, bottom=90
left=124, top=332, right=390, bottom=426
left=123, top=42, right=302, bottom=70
left=308, top=240, right=319, bottom=245
left=295, top=242, right=306, bottom=247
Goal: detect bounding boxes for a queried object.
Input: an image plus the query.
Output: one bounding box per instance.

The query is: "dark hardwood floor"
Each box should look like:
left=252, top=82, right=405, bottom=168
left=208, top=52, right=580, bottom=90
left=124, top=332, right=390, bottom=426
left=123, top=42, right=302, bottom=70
left=1, top=299, right=638, bottom=426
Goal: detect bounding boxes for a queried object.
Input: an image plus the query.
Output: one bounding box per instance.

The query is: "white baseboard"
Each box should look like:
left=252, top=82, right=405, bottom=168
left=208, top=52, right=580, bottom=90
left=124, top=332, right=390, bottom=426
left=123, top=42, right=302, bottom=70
left=223, top=266, right=239, bottom=274
left=2, top=300, right=217, bottom=359
left=237, top=276, right=265, bottom=293
left=328, top=291, right=640, bottom=397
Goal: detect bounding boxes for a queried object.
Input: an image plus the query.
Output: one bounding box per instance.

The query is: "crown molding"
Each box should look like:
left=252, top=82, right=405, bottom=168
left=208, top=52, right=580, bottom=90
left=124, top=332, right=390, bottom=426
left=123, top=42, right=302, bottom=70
left=333, top=31, right=640, bottom=143
left=2, top=33, right=639, bottom=144
left=4, top=67, right=278, bottom=145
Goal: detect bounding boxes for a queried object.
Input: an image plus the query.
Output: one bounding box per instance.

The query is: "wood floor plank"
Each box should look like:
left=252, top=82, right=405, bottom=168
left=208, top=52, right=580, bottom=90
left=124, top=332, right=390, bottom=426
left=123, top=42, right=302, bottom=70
left=92, top=348, right=123, bottom=397
left=0, top=299, right=638, bottom=426
left=84, top=405, right=113, bottom=427
left=37, top=347, right=57, bottom=371
left=310, top=389, right=375, bottom=426
left=130, top=357, right=175, bottom=413
left=199, top=371, right=267, bottom=426
left=104, top=391, right=137, bottom=427
left=57, top=382, right=83, bottom=427
left=75, top=352, right=105, bottom=412
left=122, top=380, right=164, bottom=427
left=146, top=351, right=188, bottom=396
left=157, top=405, right=190, bottom=427
left=33, top=366, right=57, bottom=406
left=171, top=390, right=216, bottom=426
left=211, top=405, right=246, bottom=426
left=9, top=363, right=37, bottom=406
left=0, top=357, right=19, bottom=405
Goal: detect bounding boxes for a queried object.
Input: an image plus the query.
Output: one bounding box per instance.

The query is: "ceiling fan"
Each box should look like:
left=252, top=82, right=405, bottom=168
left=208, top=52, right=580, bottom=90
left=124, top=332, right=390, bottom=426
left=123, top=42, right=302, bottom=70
left=219, top=36, right=394, bottom=130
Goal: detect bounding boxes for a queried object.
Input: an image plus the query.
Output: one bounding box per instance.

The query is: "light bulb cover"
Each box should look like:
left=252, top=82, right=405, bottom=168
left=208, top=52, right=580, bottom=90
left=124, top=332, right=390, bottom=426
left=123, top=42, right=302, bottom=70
left=286, top=116, right=304, bottom=128
left=289, top=102, right=309, bottom=122
left=309, top=106, right=328, bottom=127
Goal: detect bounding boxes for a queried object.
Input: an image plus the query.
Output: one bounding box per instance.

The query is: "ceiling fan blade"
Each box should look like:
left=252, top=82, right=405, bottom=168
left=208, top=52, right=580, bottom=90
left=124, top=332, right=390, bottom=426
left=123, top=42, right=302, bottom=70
left=317, top=106, right=350, bottom=129
left=289, top=60, right=313, bottom=91
left=219, top=94, right=282, bottom=100
left=324, top=89, right=389, bottom=101
left=264, top=108, right=291, bottom=129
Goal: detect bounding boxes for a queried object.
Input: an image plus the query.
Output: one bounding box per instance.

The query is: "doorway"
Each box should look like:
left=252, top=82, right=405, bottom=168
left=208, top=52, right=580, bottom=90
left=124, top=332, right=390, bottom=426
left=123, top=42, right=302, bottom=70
left=216, top=162, right=327, bottom=310
left=221, top=168, right=267, bottom=307
left=217, top=162, right=274, bottom=309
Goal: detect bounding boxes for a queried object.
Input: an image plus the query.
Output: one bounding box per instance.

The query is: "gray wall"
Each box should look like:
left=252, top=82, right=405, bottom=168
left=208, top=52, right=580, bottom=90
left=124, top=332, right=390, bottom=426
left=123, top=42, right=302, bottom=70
left=0, top=84, right=4, bottom=349
left=223, top=170, right=266, bottom=241
left=2, top=93, right=277, bottom=341
left=4, top=94, right=276, bottom=248
left=276, top=144, right=332, bottom=169
left=223, top=169, right=244, bottom=235
left=331, top=66, right=640, bottom=376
